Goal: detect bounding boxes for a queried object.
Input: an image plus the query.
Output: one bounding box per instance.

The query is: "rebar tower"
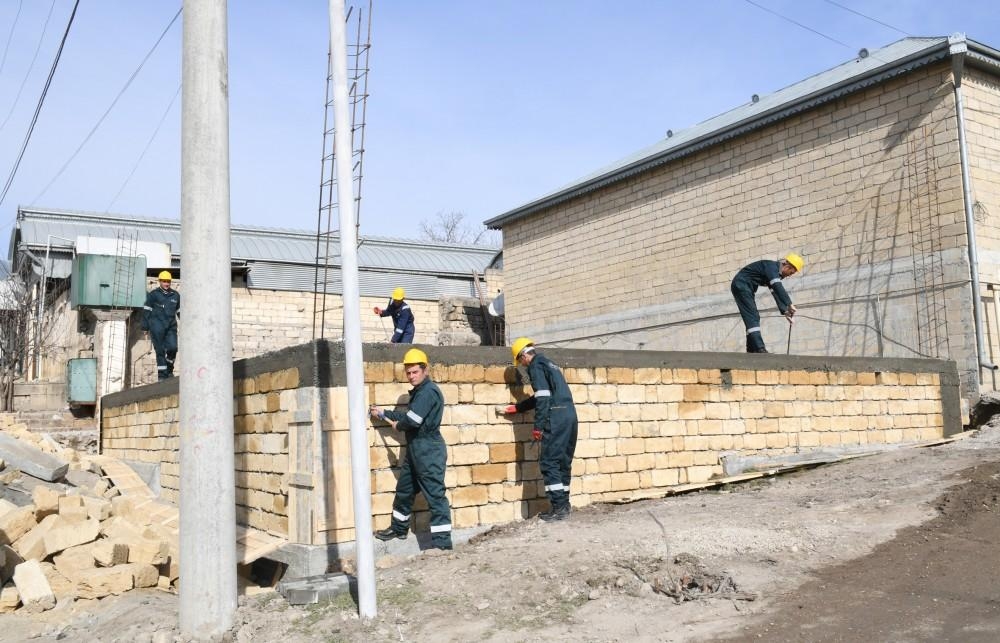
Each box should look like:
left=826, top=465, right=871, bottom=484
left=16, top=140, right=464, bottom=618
left=314, top=1, right=372, bottom=339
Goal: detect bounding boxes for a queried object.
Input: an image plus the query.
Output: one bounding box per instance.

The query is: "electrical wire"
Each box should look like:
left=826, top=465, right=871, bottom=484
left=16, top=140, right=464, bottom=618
left=0, top=0, right=24, bottom=80
left=104, top=83, right=181, bottom=212
left=820, top=0, right=911, bottom=36
left=0, top=0, right=58, bottom=135
left=31, top=6, right=182, bottom=205
left=742, top=0, right=854, bottom=52
left=0, top=0, right=79, bottom=209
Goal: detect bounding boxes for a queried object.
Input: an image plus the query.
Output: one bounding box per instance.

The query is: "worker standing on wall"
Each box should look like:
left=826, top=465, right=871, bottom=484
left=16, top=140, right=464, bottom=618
left=369, top=348, right=453, bottom=550
left=374, top=287, right=415, bottom=343
left=730, top=253, right=803, bottom=353
left=142, top=271, right=180, bottom=381
left=502, top=338, right=578, bottom=522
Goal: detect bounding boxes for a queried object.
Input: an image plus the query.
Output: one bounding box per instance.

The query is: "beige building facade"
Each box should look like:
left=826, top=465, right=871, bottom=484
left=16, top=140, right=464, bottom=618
left=486, top=36, right=1000, bottom=403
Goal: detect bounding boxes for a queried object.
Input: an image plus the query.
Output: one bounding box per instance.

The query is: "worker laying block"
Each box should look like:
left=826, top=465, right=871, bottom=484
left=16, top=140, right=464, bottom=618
left=374, top=287, right=415, bottom=343
left=500, top=338, right=578, bottom=522
left=730, top=253, right=803, bottom=353
left=369, top=348, right=453, bottom=550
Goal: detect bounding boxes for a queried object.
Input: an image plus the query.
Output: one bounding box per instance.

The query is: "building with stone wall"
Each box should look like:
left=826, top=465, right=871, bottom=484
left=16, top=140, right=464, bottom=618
left=485, top=35, right=1000, bottom=406
left=7, top=207, right=501, bottom=406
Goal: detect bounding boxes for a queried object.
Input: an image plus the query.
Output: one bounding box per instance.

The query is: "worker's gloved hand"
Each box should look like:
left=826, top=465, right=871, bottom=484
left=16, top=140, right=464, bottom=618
left=373, top=306, right=382, bottom=315
left=532, top=428, right=542, bottom=441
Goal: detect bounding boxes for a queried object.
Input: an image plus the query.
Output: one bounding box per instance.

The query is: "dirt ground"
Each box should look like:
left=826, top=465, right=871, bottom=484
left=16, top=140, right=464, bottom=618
left=5, top=425, right=1000, bottom=643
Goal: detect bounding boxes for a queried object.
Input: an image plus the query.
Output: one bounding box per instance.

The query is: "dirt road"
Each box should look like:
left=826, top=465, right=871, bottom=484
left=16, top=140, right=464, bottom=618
left=5, top=426, right=999, bottom=642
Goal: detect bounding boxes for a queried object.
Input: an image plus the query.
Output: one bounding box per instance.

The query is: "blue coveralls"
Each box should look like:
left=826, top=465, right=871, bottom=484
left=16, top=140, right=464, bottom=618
left=383, top=377, right=453, bottom=549
left=731, top=259, right=793, bottom=353
left=141, top=286, right=180, bottom=380
left=379, top=300, right=415, bottom=343
left=516, top=353, right=578, bottom=514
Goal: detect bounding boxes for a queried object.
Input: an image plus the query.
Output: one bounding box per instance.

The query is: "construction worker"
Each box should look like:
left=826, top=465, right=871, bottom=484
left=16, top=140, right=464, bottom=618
left=730, top=253, right=803, bottom=353
left=374, top=287, right=415, bottom=343
left=141, top=271, right=180, bottom=381
left=503, top=338, right=578, bottom=521
left=370, top=348, right=453, bottom=550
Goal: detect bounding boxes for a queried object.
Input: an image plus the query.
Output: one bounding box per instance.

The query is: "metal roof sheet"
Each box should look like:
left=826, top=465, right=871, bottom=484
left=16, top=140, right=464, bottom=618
left=12, top=207, right=497, bottom=277
left=485, top=35, right=1000, bottom=228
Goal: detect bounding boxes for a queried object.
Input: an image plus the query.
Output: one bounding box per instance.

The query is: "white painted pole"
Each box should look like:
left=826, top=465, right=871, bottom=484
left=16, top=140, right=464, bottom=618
left=328, top=0, right=377, bottom=619
left=179, top=0, right=237, bottom=637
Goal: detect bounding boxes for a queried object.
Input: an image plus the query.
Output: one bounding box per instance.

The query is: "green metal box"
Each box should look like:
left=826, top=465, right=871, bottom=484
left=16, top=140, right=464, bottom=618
left=67, top=357, right=98, bottom=405
left=69, top=253, right=147, bottom=309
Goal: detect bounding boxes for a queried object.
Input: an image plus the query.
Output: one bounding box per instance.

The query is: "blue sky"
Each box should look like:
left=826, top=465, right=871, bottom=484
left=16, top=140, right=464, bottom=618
left=1, top=1, right=999, bottom=246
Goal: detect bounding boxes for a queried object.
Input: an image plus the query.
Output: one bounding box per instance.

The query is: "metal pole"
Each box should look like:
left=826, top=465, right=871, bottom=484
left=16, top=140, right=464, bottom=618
left=329, top=0, right=377, bottom=619
left=179, top=0, right=237, bottom=637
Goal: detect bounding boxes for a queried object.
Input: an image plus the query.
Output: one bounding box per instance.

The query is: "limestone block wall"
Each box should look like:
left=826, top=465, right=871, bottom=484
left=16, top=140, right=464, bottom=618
left=101, top=363, right=304, bottom=538
left=100, top=342, right=961, bottom=548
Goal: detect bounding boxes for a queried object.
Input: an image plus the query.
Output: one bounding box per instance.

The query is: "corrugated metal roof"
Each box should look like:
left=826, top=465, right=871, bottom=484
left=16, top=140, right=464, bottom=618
left=485, top=35, right=1000, bottom=228
left=12, top=207, right=497, bottom=274
left=11, top=208, right=498, bottom=297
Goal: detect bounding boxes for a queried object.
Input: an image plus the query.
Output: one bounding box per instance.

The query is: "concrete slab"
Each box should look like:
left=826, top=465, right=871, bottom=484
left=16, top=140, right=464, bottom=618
left=276, top=572, right=351, bottom=605
left=0, top=433, right=69, bottom=482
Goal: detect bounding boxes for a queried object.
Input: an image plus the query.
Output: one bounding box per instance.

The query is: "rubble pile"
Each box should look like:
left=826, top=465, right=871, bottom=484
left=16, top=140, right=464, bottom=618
left=0, top=417, right=179, bottom=613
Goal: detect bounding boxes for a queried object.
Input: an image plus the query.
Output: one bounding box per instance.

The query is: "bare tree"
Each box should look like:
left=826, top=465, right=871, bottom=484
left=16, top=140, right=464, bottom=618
left=419, top=211, right=501, bottom=248
left=0, top=258, right=64, bottom=410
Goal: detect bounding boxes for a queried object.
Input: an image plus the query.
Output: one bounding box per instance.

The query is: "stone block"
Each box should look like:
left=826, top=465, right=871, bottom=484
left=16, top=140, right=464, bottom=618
left=125, top=562, right=159, bottom=588
left=12, top=514, right=59, bottom=561
left=449, top=486, right=488, bottom=508
left=82, top=497, right=113, bottom=521
left=0, top=506, right=37, bottom=546
left=1, top=544, right=23, bottom=585
left=471, top=464, right=509, bottom=484
left=31, top=486, right=61, bottom=521
left=12, top=559, right=55, bottom=613
left=58, top=496, right=88, bottom=522
left=45, top=517, right=101, bottom=557
left=0, top=434, right=69, bottom=482
left=0, top=582, right=19, bottom=613
left=92, top=539, right=129, bottom=567
left=73, top=565, right=134, bottom=599
left=38, top=561, right=77, bottom=600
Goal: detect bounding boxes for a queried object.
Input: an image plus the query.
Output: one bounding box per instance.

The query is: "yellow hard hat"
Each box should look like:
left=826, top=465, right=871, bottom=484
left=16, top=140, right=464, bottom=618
left=511, top=337, right=535, bottom=364
left=784, top=253, right=804, bottom=272
left=158, top=271, right=173, bottom=281
left=402, top=348, right=428, bottom=366
left=391, top=287, right=405, bottom=300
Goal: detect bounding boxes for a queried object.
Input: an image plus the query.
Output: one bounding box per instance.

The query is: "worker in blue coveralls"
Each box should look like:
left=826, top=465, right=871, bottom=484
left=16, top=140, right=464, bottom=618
left=373, top=287, right=415, bottom=343
left=501, top=338, right=578, bottom=522
left=141, top=271, right=180, bottom=381
left=370, top=348, right=453, bottom=550
left=730, top=253, right=804, bottom=353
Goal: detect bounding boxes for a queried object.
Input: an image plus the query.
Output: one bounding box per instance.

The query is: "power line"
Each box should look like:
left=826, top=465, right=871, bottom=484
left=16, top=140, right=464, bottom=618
left=105, top=83, right=181, bottom=212
left=0, top=0, right=80, bottom=209
left=0, top=0, right=25, bottom=80
left=820, top=0, right=911, bottom=37
left=0, top=0, right=59, bottom=135
left=31, top=7, right=182, bottom=205
left=743, top=0, right=854, bottom=52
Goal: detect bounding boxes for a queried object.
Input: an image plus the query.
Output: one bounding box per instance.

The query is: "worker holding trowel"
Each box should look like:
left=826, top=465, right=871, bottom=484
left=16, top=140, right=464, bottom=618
left=730, top=253, right=803, bottom=353
left=369, top=348, right=453, bottom=550
left=499, top=338, right=578, bottom=522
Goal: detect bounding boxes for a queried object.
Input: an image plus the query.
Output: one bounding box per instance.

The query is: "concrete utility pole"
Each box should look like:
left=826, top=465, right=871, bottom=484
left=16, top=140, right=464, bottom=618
left=328, top=0, right=377, bottom=619
left=179, top=0, right=238, bottom=637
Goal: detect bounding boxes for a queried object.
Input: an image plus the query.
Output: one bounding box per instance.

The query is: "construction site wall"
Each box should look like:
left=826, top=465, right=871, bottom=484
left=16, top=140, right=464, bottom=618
left=498, top=62, right=1000, bottom=401
left=99, top=341, right=961, bottom=548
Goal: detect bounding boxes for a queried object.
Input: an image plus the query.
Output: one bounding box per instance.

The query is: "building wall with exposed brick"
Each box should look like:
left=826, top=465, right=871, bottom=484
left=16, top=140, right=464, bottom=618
left=99, top=342, right=961, bottom=547
left=496, top=61, right=1000, bottom=401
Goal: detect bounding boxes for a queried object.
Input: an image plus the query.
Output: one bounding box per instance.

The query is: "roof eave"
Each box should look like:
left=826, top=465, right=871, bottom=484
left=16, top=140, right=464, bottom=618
left=485, top=39, right=969, bottom=230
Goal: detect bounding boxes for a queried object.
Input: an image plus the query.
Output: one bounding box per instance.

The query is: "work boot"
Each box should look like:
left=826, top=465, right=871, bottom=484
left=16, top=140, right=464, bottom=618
left=374, top=527, right=407, bottom=541
left=539, top=504, right=571, bottom=522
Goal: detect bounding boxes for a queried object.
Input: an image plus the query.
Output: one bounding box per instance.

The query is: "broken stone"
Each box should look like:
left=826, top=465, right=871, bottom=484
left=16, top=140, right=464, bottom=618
left=12, top=514, right=60, bottom=560
left=0, top=544, right=24, bottom=585
left=53, top=544, right=96, bottom=580
left=57, top=496, right=88, bottom=523
left=92, top=539, right=129, bottom=567
left=12, top=559, right=56, bottom=612
left=0, top=581, right=19, bottom=613
left=0, top=505, right=38, bottom=546
left=82, top=497, right=112, bottom=521
left=31, top=486, right=61, bottom=520
left=73, top=565, right=134, bottom=599
left=0, top=433, right=69, bottom=482
left=125, top=562, right=159, bottom=588
left=38, top=562, right=78, bottom=600
left=44, top=517, right=100, bottom=557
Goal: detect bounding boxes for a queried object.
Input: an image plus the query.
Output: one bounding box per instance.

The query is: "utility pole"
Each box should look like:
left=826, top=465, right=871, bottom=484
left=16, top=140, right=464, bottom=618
left=179, top=0, right=237, bottom=637
left=328, top=0, right=377, bottom=619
